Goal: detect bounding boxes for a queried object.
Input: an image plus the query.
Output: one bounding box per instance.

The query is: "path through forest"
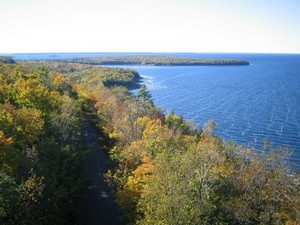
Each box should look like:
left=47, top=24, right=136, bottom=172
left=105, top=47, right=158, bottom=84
left=77, top=119, right=124, bottom=225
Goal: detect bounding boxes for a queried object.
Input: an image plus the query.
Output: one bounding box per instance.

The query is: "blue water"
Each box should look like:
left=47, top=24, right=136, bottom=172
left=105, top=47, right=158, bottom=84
left=5, top=52, right=300, bottom=170
left=2, top=52, right=179, bottom=60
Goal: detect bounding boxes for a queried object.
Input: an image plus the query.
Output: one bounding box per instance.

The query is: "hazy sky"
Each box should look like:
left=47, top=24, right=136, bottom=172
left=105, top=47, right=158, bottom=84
left=1, top=0, right=300, bottom=53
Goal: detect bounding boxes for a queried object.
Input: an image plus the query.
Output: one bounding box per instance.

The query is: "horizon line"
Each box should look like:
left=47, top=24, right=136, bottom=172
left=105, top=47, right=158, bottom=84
left=1, top=51, right=300, bottom=55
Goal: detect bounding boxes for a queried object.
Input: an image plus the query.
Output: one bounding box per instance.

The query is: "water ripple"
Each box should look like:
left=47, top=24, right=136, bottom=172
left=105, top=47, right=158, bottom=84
left=131, top=54, right=300, bottom=171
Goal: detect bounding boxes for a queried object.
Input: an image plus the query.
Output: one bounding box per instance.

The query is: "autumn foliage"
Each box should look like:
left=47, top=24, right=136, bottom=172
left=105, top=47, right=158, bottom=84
left=0, top=63, right=86, bottom=224
left=1, top=60, right=299, bottom=225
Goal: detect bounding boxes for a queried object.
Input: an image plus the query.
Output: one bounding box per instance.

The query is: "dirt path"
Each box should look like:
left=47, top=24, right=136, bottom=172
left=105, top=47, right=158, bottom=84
left=77, top=119, right=124, bottom=225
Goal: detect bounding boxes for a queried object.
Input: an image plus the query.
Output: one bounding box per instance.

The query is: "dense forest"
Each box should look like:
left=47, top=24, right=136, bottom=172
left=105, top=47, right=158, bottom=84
left=49, top=55, right=250, bottom=66
left=0, top=62, right=86, bottom=224
left=0, top=57, right=16, bottom=64
left=0, top=58, right=299, bottom=225
left=19, top=60, right=141, bottom=88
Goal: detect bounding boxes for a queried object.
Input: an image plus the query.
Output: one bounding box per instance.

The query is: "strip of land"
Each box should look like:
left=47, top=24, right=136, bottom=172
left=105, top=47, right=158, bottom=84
left=57, top=55, right=250, bottom=66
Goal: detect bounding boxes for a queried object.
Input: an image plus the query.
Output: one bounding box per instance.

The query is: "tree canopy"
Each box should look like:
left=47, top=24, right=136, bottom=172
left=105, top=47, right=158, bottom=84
left=58, top=55, right=250, bottom=66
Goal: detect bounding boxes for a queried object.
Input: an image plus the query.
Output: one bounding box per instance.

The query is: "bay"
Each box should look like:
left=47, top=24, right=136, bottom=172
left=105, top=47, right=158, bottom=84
left=107, top=53, right=300, bottom=171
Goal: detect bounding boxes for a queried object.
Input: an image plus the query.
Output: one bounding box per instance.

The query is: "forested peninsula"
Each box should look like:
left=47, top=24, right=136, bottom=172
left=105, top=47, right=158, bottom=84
left=0, top=57, right=299, bottom=225
left=55, top=55, right=250, bottom=66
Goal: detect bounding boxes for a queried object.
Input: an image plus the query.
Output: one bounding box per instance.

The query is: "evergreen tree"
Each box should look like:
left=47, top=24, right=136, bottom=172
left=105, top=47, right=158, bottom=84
left=137, top=85, right=151, bottom=100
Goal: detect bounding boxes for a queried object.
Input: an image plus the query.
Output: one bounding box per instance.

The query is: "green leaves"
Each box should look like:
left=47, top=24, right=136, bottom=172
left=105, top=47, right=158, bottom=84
left=0, top=57, right=15, bottom=64
left=0, top=171, right=19, bottom=222
left=137, top=85, right=151, bottom=100
left=0, top=62, right=87, bottom=224
left=138, top=141, right=226, bottom=225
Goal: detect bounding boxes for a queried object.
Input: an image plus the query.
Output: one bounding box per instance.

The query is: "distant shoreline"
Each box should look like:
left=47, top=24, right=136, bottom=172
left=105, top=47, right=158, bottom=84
left=55, top=55, right=250, bottom=66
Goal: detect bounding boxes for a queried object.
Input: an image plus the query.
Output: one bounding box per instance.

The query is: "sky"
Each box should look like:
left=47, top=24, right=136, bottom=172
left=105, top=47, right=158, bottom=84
left=0, top=0, right=300, bottom=53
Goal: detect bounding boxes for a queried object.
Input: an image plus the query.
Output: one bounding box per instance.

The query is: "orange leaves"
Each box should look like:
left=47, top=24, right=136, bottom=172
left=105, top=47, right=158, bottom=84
left=116, top=153, right=154, bottom=221
left=118, top=118, right=168, bottom=170
left=0, top=131, right=14, bottom=147
left=132, top=154, right=154, bottom=182
left=125, top=154, right=153, bottom=195
left=52, top=73, right=64, bottom=87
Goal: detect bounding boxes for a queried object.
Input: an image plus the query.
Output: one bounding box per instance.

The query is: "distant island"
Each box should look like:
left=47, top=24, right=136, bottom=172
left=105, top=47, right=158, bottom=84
left=57, top=55, right=250, bottom=66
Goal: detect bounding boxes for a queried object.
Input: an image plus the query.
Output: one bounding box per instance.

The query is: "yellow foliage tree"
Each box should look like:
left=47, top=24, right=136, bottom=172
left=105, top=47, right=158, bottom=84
left=117, top=153, right=153, bottom=222
left=13, top=79, right=61, bottom=114
left=0, top=103, right=44, bottom=144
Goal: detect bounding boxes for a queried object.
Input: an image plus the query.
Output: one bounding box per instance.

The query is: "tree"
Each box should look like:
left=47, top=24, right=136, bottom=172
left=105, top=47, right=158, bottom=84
left=138, top=140, right=227, bottom=225
left=116, top=153, right=154, bottom=222
left=0, top=103, right=44, bottom=146
left=13, top=79, right=61, bottom=114
left=221, top=145, right=300, bottom=224
left=0, top=62, right=88, bottom=224
left=0, top=57, right=16, bottom=64
left=0, top=171, right=20, bottom=224
left=137, top=85, right=151, bottom=100
left=165, top=111, right=193, bottom=138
